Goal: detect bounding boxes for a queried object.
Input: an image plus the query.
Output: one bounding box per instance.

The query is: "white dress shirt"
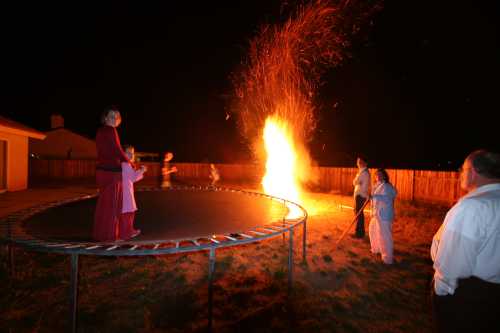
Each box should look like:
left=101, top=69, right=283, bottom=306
left=431, top=183, right=500, bottom=295
left=353, top=167, right=370, bottom=199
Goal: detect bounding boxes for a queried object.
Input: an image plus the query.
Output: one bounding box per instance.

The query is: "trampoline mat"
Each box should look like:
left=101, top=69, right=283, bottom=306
left=21, top=190, right=290, bottom=242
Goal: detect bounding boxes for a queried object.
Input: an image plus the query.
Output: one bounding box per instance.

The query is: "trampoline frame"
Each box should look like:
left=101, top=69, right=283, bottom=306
left=1, top=185, right=307, bottom=332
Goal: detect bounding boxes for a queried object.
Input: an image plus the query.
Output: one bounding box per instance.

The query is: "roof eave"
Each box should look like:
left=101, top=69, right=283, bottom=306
left=0, top=125, right=46, bottom=140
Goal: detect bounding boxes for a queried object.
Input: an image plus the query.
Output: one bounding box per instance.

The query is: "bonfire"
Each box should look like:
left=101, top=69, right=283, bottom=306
left=231, top=0, right=382, bottom=214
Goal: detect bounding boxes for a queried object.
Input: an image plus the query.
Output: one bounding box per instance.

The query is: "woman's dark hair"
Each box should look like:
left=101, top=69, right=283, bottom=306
left=376, top=168, right=390, bottom=183
left=469, top=149, right=500, bottom=179
left=100, top=105, right=120, bottom=124
left=357, top=155, right=368, bottom=165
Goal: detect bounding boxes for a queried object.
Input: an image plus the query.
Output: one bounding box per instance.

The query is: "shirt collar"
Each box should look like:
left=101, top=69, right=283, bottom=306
left=464, top=183, right=500, bottom=198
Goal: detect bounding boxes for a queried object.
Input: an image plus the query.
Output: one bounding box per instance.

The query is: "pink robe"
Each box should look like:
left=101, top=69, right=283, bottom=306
left=93, top=171, right=122, bottom=242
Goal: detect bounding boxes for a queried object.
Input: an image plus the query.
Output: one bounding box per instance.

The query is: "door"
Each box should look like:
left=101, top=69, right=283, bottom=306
left=0, top=140, right=6, bottom=192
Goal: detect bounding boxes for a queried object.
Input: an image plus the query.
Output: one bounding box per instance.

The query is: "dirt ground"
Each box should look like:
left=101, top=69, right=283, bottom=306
left=0, top=181, right=447, bottom=332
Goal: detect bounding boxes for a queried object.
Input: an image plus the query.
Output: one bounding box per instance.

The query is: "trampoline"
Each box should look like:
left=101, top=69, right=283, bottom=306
left=1, top=185, right=307, bottom=332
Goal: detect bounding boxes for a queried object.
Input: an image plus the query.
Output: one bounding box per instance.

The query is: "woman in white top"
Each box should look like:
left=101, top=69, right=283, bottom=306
left=368, top=168, right=397, bottom=264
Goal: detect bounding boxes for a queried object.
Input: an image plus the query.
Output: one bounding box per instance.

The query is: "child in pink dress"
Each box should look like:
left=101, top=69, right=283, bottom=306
left=119, top=145, right=147, bottom=240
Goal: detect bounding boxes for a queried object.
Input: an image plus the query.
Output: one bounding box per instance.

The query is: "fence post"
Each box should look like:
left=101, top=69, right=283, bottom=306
left=411, top=169, right=415, bottom=202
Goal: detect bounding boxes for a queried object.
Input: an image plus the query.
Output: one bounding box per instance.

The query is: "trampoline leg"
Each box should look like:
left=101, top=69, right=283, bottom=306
left=208, top=248, right=216, bottom=332
left=302, top=220, right=307, bottom=263
left=70, top=254, right=79, bottom=333
left=8, top=243, right=15, bottom=278
left=282, top=200, right=286, bottom=244
left=288, top=228, right=294, bottom=294
left=282, top=217, right=286, bottom=244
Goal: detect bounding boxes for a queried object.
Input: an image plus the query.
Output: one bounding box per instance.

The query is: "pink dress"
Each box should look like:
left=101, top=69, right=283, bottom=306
left=118, top=162, right=144, bottom=240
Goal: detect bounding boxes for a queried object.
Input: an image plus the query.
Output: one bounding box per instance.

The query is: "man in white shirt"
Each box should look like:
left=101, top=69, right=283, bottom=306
left=431, top=149, right=500, bottom=332
left=352, top=156, right=371, bottom=238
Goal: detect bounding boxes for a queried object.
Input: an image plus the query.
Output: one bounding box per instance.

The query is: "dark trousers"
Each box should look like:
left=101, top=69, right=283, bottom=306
left=431, top=276, right=500, bottom=333
left=354, top=195, right=367, bottom=237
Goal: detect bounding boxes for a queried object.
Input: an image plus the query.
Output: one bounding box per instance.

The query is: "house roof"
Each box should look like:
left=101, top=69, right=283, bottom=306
left=44, top=127, right=95, bottom=145
left=44, top=127, right=95, bottom=142
left=0, top=116, right=46, bottom=140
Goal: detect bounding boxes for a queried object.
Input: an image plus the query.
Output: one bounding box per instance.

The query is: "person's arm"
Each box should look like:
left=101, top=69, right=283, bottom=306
left=123, top=163, right=144, bottom=183
left=353, top=172, right=360, bottom=186
left=132, top=166, right=145, bottom=183
left=372, top=184, right=395, bottom=202
left=432, top=201, right=481, bottom=295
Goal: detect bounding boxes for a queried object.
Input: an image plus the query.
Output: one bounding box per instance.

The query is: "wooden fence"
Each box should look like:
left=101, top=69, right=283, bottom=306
left=29, top=159, right=462, bottom=205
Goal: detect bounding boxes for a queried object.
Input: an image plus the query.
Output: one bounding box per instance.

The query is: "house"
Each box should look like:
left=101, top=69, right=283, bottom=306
left=0, top=116, right=46, bottom=191
left=29, top=114, right=97, bottom=160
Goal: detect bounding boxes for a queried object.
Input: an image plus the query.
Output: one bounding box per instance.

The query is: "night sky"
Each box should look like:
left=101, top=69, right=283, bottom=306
left=2, top=1, right=499, bottom=169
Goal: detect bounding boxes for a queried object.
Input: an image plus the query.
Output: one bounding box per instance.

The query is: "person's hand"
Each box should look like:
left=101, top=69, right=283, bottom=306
left=141, top=165, right=148, bottom=173
left=171, top=166, right=178, bottom=173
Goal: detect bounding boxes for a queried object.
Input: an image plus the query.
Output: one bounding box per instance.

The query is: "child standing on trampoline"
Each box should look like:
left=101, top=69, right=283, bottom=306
left=161, top=151, right=177, bottom=188
left=119, top=145, right=147, bottom=240
left=209, top=163, right=220, bottom=186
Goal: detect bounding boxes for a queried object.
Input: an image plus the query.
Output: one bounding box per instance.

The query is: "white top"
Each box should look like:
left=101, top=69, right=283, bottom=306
left=210, top=168, right=220, bottom=182
left=121, top=162, right=145, bottom=213
left=353, top=167, right=370, bottom=199
left=431, top=183, right=500, bottom=295
left=371, top=182, right=397, bottom=222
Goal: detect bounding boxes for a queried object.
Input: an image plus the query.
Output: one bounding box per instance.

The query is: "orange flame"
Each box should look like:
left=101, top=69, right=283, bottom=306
left=262, top=116, right=300, bottom=202
left=262, top=116, right=304, bottom=218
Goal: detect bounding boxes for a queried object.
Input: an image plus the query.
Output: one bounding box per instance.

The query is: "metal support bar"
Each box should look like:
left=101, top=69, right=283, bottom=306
left=302, top=220, right=307, bottom=262
left=208, top=248, right=216, bottom=332
left=282, top=200, right=286, bottom=244
left=282, top=217, right=286, bottom=243
left=288, top=228, right=294, bottom=293
left=70, top=254, right=79, bottom=333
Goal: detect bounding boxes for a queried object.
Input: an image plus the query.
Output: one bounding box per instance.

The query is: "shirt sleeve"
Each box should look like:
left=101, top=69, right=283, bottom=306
left=372, top=184, right=394, bottom=202
left=432, top=201, right=481, bottom=295
left=131, top=168, right=144, bottom=183
left=353, top=172, right=359, bottom=186
left=361, top=170, right=370, bottom=187
left=123, top=164, right=144, bottom=183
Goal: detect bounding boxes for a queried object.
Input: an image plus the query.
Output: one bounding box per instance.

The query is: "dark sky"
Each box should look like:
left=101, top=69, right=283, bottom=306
left=1, top=1, right=499, bottom=169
